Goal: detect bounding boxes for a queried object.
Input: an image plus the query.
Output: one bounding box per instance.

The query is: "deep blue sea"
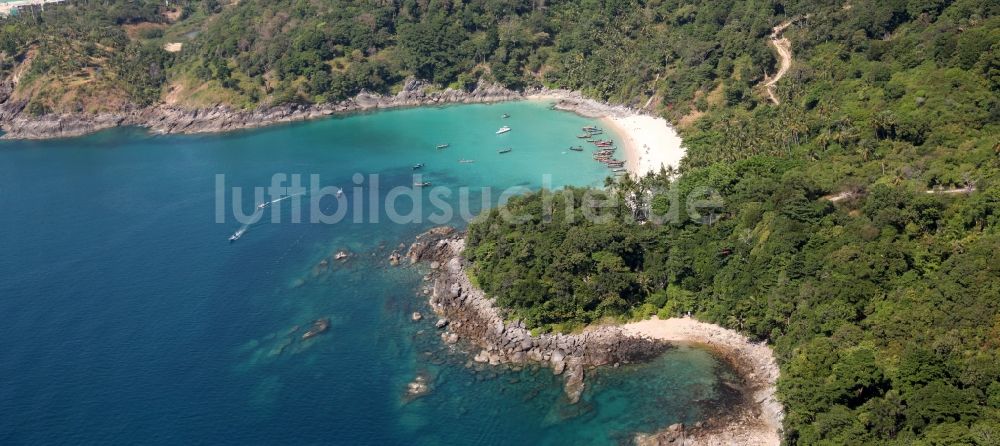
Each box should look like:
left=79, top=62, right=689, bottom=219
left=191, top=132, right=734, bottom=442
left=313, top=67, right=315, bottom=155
left=0, top=102, right=734, bottom=445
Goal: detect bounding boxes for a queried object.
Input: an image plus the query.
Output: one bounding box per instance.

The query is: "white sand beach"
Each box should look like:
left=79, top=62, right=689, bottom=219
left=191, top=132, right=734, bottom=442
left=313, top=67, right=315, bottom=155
left=602, top=114, right=685, bottom=177
left=623, top=316, right=783, bottom=446
left=528, top=90, right=685, bottom=177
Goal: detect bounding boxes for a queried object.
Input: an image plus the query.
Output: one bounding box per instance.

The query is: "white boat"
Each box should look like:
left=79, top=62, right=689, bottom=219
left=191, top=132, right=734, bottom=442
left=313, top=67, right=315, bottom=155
left=336, top=188, right=344, bottom=198
left=496, top=126, right=511, bottom=135
left=459, top=159, right=475, bottom=164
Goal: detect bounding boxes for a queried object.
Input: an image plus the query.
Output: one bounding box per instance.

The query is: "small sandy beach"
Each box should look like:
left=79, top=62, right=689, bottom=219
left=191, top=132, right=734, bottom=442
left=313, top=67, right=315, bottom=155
left=623, top=316, right=783, bottom=446
left=527, top=90, right=685, bottom=177
left=602, top=115, right=684, bottom=177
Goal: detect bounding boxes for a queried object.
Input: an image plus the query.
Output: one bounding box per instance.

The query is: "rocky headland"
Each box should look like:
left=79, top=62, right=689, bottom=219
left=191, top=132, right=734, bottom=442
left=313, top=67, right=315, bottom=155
left=404, top=226, right=667, bottom=404
left=403, top=226, right=783, bottom=445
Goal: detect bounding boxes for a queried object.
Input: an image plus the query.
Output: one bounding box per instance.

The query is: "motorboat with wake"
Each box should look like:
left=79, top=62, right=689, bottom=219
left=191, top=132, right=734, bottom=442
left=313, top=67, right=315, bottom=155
left=414, top=181, right=431, bottom=187
left=229, top=228, right=246, bottom=243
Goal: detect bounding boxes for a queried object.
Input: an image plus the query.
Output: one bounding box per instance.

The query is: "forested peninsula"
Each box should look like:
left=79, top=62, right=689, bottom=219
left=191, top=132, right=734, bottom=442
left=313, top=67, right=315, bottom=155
left=2, top=1, right=999, bottom=444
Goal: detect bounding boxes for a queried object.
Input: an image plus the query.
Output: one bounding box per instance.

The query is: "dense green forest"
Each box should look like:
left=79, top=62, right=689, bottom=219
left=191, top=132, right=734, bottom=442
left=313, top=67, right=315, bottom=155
left=3, top=0, right=999, bottom=444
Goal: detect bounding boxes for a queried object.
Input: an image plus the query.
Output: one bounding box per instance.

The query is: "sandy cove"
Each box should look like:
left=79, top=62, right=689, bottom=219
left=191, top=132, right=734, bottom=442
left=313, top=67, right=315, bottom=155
left=406, top=227, right=783, bottom=446
left=528, top=90, right=686, bottom=177
left=3, top=73, right=688, bottom=177
left=604, top=115, right=685, bottom=177
left=624, top=317, right=783, bottom=446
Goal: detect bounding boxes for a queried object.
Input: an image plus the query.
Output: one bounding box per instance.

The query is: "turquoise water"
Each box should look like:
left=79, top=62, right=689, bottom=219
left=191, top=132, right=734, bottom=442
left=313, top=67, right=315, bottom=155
left=0, top=102, right=734, bottom=444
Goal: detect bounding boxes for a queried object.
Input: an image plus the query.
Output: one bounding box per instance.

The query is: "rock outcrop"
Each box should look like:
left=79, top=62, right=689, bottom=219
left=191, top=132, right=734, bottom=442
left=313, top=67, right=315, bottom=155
left=406, top=226, right=667, bottom=403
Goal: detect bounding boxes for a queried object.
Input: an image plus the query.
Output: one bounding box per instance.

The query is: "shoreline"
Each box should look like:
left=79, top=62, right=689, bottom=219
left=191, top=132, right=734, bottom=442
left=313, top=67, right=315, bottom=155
left=0, top=79, right=523, bottom=140
left=406, top=227, right=783, bottom=446
left=527, top=90, right=686, bottom=177
left=623, top=316, right=783, bottom=446
left=1, top=82, right=686, bottom=178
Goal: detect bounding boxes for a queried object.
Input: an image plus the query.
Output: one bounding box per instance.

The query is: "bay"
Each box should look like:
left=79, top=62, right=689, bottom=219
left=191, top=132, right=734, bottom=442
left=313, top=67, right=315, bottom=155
left=0, top=101, right=734, bottom=445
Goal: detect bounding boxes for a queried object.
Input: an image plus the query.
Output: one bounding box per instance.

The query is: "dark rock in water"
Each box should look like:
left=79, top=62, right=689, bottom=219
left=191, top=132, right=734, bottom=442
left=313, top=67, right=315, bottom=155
left=302, top=318, right=330, bottom=340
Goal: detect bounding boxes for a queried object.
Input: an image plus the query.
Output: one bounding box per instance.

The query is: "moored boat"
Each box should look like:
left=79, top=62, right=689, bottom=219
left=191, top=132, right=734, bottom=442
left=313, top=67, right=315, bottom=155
left=569, top=146, right=583, bottom=152
left=436, top=144, right=449, bottom=149
left=413, top=163, right=424, bottom=170
left=502, top=113, right=510, bottom=118
left=498, top=148, right=512, bottom=154
left=459, top=159, right=475, bottom=163
left=496, top=126, right=511, bottom=134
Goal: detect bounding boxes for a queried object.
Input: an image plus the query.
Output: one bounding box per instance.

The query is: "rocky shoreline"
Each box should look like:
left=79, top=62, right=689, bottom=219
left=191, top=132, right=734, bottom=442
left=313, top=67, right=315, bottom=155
left=0, top=75, right=663, bottom=140
left=0, top=78, right=525, bottom=140
left=405, top=226, right=667, bottom=404
left=403, top=226, right=783, bottom=445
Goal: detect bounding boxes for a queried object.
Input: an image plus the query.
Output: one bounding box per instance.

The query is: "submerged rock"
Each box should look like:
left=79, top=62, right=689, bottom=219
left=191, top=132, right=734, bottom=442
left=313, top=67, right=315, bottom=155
left=473, top=350, right=489, bottom=363
left=405, top=374, right=431, bottom=400
left=301, top=318, right=330, bottom=340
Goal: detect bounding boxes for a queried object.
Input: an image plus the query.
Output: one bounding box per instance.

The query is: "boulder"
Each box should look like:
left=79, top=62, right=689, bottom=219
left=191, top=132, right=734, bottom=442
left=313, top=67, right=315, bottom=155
left=563, top=358, right=585, bottom=404
left=551, top=350, right=567, bottom=375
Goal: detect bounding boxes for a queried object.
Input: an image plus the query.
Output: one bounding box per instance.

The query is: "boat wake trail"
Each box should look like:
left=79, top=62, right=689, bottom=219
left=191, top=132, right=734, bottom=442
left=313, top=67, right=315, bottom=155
left=229, top=192, right=309, bottom=243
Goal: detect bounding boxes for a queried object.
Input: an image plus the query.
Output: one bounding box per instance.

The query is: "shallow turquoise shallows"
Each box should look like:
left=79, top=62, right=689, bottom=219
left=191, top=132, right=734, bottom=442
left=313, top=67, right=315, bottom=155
left=0, top=101, right=734, bottom=445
